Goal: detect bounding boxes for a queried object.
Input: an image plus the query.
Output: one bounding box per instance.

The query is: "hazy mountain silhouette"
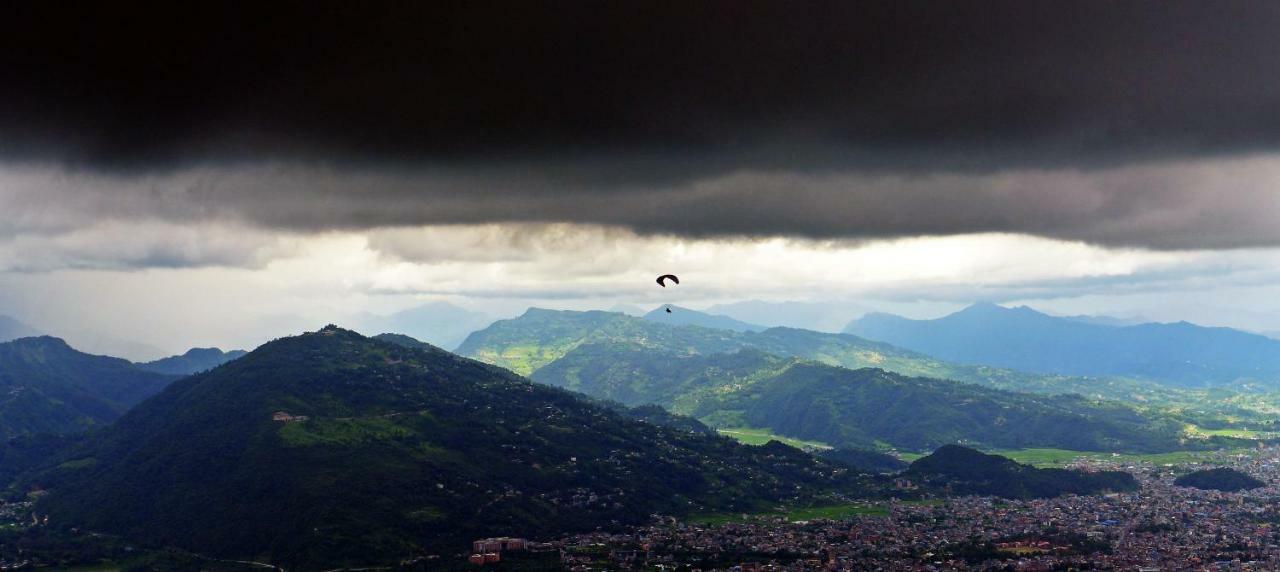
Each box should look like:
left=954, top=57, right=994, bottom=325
left=136, top=347, right=248, bottom=376
left=0, top=315, right=42, bottom=343
left=643, top=305, right=766, bottom=332
left=706, top=300, right=871, bottom=332
left=354, top=301, right=495, bottom=351
left=846, top=303, right=1280, bottom=387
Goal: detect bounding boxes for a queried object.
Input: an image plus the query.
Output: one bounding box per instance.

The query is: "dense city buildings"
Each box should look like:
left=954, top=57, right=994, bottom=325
left=540, top=448, right=1280, bottom=570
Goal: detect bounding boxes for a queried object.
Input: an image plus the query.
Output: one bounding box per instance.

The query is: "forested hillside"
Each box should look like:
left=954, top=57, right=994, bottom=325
left=907, top=445, right=1139, bottom=498
left=532, top=343, right=1192, bottom=452
left=0, top=337, right=175, bottom=438
left=31, top=327, right=871, bottom=569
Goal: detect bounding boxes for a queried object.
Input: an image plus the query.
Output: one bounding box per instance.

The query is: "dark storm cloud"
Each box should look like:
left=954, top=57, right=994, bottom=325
left=5, top=1, right=1280, bottom=166
left=4, top=1, right=1280, bottom=249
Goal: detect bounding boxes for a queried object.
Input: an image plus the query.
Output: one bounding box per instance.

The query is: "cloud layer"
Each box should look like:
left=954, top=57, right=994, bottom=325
left=6, top=2, right=1280, bottom=351
left=2, top=3, right=1280, bottom=254
left=4, top=153, right=1280, bottom=269
left=3, top=2, right=1280, bottom=166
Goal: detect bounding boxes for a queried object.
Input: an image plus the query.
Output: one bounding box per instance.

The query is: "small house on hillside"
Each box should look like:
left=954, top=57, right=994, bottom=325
left=472, top=537, right=527, bottom=553
left=272, top=411, right=310, bottom=423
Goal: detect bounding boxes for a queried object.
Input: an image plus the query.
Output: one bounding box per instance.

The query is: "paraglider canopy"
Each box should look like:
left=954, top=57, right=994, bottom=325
left=656, top=274, right=679, bottom=287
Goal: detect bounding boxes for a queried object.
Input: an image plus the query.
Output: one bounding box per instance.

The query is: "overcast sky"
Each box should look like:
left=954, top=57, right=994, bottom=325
left=4, top=2, right=1280, bottom=357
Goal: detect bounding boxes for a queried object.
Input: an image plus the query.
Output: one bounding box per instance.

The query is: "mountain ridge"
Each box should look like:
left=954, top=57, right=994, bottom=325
left=460, top=308, right=1177, bottom=401
left=0, top=336, right=176, bottom=438
left=136, top=347, right=248, bottom=376
left=704, top=300, right=871, bottom=332
left=846, top=303, right=1280, bottom=386
left=643, top=305, right=766, bottom=332
left=0, top=315, right=42, bottom=343
left=531, top=343, right=1192, bottom=452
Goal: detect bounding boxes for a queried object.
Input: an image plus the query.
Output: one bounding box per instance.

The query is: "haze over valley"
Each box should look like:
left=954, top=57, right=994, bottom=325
left=7, top=2, right=1280, bottom=570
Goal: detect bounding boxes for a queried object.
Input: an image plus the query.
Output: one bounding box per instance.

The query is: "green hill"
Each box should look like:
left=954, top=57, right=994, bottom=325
left=0, top=336, right=176, bottom=438
left=907, top=445, right=1139, bottom=498
left=460, top=308, right=1174, bottom=401
left=382, top=332, right=714, bottom=434
left=705, top=362, right=1189, bottom=452
left=530, top=343, right=793, bottom=409
left=1174, top=467, right=1265, bottom=491
left=455, top=309, right=741, bottom=376
left=372, top=332, right=454, bottom=357
left=30, top=326, right=869, bottom=569
left=532, top=344, right=1190, bottom=452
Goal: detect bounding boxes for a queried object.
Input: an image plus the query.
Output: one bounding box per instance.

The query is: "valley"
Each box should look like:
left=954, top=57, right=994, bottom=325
left=7, top=6, right=1280, bottom=569
left=2, top=312, right=1279, bottom=570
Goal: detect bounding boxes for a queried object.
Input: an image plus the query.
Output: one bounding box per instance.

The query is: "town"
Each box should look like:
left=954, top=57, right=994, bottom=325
left=482, top=447, right=1280, bottom=570
left=9, top=447, right=1280, bottom=571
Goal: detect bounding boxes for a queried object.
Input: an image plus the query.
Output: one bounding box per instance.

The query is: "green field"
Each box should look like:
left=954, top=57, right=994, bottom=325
left=987, top=447, right=1241, bottom=468
left=1185, top=424, right=1276, bottom=439
left=717, top=427, right=832, bottom=451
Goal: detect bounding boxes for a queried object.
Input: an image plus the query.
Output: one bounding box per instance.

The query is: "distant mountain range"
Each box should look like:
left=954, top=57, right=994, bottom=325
left=643, top=305, right=766, bottom=332
left=458, top=308, right=1173, bottom=401
left=0, top=316, right=175, bottom=361
left=353, top=301, right=495, bottom=351
left=0, top=315, right=41, bottom=343
left=0, top=337, right=176, bottom=438
left=135, top=347, right=248, bottom=376
left=705, top=300, right=872, bottom=332
left=30, top=326, right=867, bottom=568
left=607, top=303, right=646, bottom=316
left=456, top=309, right=1217, bottom=452
left=55, top=334, right=171, bottom=363
left=845, top=303, right=1280, bottom=387
left=1059, top=314, right=1149, bottom=327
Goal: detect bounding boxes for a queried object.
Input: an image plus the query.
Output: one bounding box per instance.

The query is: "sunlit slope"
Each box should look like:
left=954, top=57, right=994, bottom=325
left=459, top=308, right=1171, bottom=400
left=532, top=343, right=1195, bottom=452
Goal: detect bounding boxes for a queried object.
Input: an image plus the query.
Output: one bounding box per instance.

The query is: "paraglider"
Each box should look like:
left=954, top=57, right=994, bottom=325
left=656, top=274, right=679, bottom=313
